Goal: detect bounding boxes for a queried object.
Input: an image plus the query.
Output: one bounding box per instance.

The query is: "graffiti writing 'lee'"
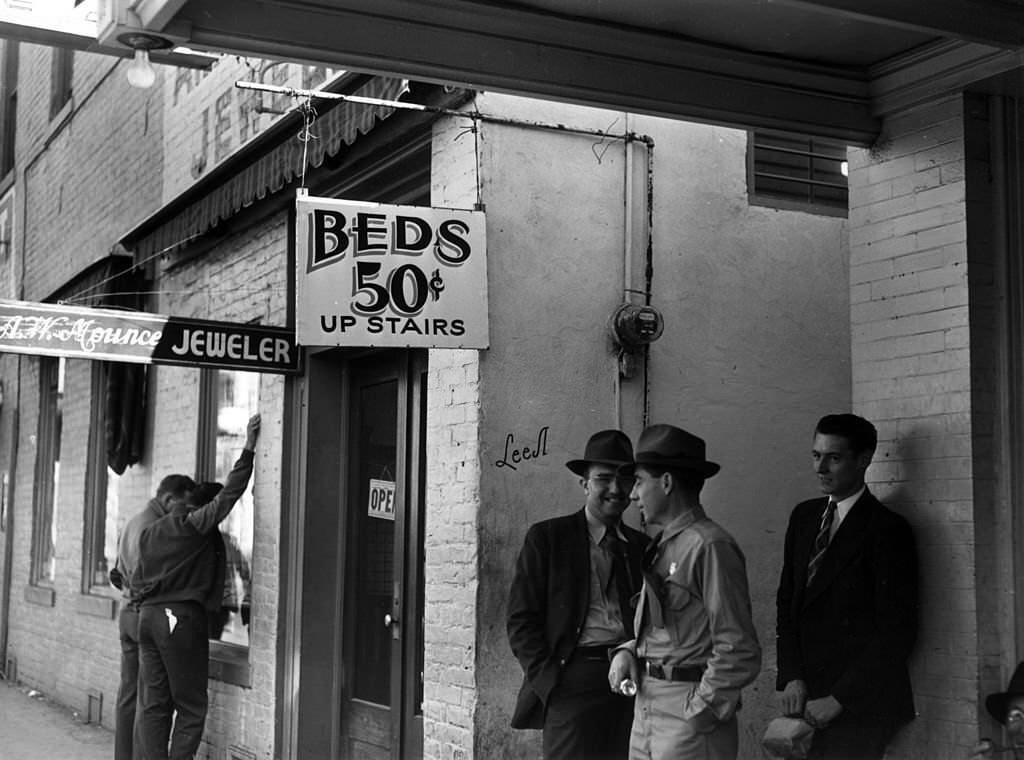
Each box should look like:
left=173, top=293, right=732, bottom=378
left=495, top=427, right=551, bottom=471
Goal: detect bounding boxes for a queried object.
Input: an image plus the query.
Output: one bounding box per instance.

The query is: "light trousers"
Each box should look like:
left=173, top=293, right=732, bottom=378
left=629, top=677, right=738, bottom=760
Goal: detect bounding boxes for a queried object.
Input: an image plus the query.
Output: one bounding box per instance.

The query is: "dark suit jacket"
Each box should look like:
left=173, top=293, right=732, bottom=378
left=507, top=509, right=647, bottom=729
left=776, top=489, right=918, bottom=732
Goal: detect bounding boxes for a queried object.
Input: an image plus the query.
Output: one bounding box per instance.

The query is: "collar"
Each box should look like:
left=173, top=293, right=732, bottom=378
left=831, top=485, right=865, bottom=521
left=657, top=503, right=708, bottom=545
left=147, top=496, right=170, bottom=518
left=584, top=505, right=624, bottom=544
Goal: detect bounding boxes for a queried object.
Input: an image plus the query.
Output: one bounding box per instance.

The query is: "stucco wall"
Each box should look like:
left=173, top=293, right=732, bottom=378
left=460, top=93, right=851, bottom=759
left=641, top=116, right=852, bottom=754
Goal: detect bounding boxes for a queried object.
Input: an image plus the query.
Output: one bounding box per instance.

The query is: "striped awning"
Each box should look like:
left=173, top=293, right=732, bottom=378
left=122, top=75, right=410, bottom=261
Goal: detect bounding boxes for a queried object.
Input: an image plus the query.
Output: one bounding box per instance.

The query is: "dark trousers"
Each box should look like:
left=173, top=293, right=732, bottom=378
left=808, top=710, right=908, bottom=760
left=543, top=657, right=634, bottom=760
left=138, top=601, right=210, bottom=760
left=116, top=605, right=142, bottom=760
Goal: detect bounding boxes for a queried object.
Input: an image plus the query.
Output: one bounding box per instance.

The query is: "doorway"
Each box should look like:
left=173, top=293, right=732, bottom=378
left=340, top=352, right=426, bottom=759
left=290, top=348, right=426, bottom=760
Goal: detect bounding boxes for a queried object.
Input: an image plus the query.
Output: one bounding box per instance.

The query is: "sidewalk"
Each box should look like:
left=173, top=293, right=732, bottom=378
left=0, top=678, right=114, bottom=759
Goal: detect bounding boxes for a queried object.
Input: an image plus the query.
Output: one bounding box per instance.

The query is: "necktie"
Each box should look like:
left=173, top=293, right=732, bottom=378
left=604, top=532, right=637, bottom=637
left=805, top=499, right=837, bottom=587
left=639, top=533, right=665, bottom=630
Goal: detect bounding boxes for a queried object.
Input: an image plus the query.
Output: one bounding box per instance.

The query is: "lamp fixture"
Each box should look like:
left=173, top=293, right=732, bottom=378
left=117, top=32, right=173, bottom=89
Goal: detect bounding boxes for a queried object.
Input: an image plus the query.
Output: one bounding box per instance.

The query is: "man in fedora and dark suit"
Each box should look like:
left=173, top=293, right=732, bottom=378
left=608, top=424, right=761, bottom=759
left=775, top=414, right=918, bottom=759
left=983, top=663, right=1024, bottom=756
left=508, top=429, right=648, bottom=759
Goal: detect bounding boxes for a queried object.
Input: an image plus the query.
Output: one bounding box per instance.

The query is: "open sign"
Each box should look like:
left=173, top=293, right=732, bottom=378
left=367, top=479, right=396, bottom=521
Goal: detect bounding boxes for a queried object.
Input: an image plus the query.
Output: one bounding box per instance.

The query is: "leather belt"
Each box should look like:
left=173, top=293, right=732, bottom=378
left=641, top=659, right=705, bottom=682
left=571, top=645, right=616, bottom=663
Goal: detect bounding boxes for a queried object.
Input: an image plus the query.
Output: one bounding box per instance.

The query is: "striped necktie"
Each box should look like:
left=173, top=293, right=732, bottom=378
left=805, top=499, right=837, bottom=587
left=604, top=532, right=637, bottom=637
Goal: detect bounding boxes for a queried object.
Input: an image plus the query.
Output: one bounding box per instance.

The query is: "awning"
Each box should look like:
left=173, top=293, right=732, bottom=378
left=121, top=75, right=410, bottom=261
left=48, top=253, right=139, bottom=309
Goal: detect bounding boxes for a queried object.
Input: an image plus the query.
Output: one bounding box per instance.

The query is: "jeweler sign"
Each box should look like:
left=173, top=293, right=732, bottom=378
left=0, top=298, right=300, bottom=374
left=296, top=194, right=489, bottom=348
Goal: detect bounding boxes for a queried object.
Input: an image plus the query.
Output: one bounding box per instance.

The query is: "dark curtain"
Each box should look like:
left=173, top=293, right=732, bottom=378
left=105, top=361, right=147, bottom=475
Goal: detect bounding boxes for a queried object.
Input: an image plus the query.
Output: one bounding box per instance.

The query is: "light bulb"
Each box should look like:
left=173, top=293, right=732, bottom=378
left=125, top=48, right=156, bottom=89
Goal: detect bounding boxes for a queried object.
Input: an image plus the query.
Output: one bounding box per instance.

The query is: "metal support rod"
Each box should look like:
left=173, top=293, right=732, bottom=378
left=234, top=80, right=656, bottom=147
left=239, top=77, right=660, bottom=424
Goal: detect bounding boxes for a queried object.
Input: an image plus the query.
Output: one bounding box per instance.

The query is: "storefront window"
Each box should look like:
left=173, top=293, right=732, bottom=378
left=100, top=469, right=120, bottom=583
left=198, top=368, right=258, bottom=649
left=32, top=356, right=63, bottom=586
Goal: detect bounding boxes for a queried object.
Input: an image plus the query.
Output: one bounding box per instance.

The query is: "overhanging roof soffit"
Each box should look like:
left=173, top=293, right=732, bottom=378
left=132, top=0, right=189, bottom=30
left=871, top=40, right=1024, bottom=116
left=770, top=0, right=1024, bottom=49
left=162, top=0, right=880, bottom=144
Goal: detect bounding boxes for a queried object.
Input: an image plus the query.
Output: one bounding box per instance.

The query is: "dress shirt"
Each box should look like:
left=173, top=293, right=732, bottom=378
left=577, top=506, right=629, bottom=646
left=634, top=505, right=761, bottom=722
left=828, top=485, right=865, bottom=541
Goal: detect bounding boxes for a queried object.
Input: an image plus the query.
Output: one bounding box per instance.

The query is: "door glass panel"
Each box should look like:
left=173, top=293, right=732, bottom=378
left=352, top=378, right=398, bottom=705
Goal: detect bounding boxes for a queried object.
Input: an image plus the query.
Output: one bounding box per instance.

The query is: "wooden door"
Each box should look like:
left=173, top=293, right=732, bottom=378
left=340, top=351, right=425, bottom=760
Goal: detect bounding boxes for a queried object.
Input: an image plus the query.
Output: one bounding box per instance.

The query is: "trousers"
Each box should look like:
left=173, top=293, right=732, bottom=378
left=543, top=658, right=634, bottom=759
left=138, top=601, right=210, bottom=760
left=115, top=605, right=142, bottom=760
left=807, top=709, right=909, bottom=760
left=629, top=678, right=738, bottom=760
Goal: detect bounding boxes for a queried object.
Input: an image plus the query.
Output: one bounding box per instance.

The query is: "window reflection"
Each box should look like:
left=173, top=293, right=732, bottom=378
left=99, top=467, right=120, bottom=586
left=33, top=356, right=63, bottom=585
left=205, top=369, right=258, bottom=647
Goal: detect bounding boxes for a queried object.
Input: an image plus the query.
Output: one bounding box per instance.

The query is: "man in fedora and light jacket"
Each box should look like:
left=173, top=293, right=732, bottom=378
left=508, top=429, right=649, bottom=759
left=609, top=424, right=761, bottom=760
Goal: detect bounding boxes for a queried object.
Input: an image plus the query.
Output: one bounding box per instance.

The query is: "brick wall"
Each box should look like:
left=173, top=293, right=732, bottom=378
left=424, top=348, right=481, bottom=760
left=18, top=45, right=163, bottom=301
left=848, top=94, right=983, bottom=759
left=421, top=108, right=485, bottom=760
left=3, top=40, right=289, bottom=756
left=424, top=110, right=483, bottom=760
left=154, top=210, right=289, bottom=760
left=3, top=41, right=165, bottom=729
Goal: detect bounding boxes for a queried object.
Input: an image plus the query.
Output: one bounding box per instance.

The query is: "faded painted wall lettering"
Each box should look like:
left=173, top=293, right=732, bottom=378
left=495, top=426, right=550, bottom=471
left=175, top=61, right=335, bottom=178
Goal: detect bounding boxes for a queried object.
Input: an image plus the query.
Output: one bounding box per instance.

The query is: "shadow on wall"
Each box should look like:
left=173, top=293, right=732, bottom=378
left=879, top=425, right=983, bottom=756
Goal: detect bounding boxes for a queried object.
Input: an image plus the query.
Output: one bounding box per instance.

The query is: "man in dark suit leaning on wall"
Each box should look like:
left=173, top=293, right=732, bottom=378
left=508, top=429, right=648, bottom=759
left=776, top=413, right=919, bottom=759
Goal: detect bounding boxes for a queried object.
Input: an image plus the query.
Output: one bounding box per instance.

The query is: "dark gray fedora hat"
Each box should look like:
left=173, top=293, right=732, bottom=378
left=986, top=662, right=1024, bottom=724
left=566, top=429, right=634, bottom=476
left=621, top=424, right=720, bottom=479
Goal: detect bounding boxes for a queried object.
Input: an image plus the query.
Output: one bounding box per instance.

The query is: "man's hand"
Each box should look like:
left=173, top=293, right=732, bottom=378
left=245, top=414, right=261, bottom=450
left=690, top=708, right=718, bottom=734
left=608, top=650, right=638, bottom=694
left=804, top=695, right=842, bottom=729
left=779, top=679, right=808, bottom=717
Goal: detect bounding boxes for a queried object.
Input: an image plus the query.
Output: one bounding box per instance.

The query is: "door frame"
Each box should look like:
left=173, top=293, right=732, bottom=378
left=282, top=347, right=426, bottom=760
